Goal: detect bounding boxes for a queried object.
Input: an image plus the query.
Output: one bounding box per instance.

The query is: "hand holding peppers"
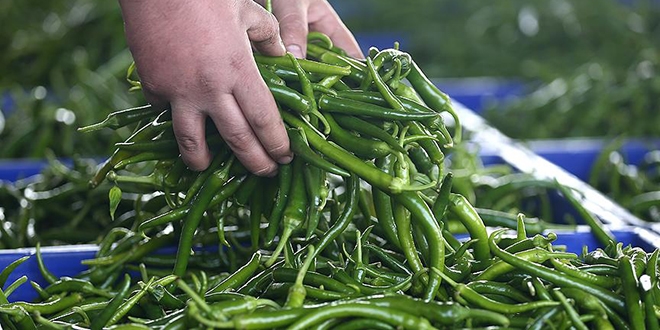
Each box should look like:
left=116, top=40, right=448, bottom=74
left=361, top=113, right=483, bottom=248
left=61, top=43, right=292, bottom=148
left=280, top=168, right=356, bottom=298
left=118, top=0, right=292, bottom=175
left=117, top=0, right=362, bottom=177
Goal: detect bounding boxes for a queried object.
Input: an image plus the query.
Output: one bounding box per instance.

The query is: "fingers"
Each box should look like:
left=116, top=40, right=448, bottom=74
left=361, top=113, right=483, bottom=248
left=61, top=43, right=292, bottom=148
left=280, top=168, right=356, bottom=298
left=233, top=65, right=293, bottom=165
left=269, top=0, right=363, bottom=59
left=208, top=93, right=281, bottom=177
left=243, top=1, right=286, bottom=57
left=308, top=1, right=363, bottom=59
left=271, top=1, right=310, bottom=58
left=170, top=101, right=213, bottom=172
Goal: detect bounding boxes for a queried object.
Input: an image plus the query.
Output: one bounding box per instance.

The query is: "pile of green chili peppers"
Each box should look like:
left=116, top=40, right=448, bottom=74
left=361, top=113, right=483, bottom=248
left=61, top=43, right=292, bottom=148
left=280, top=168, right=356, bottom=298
left=0, top=34, right=659, bottom=329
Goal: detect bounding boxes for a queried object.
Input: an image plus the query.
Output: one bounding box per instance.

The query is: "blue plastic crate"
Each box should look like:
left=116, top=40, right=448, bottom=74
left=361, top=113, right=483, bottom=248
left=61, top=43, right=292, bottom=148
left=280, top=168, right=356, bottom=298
left=434, top=78, right=527, bottom=114
left=527, top=138, right=660, bottom=182
left=0, top=245, right=97, bottom=303
left=0, top=159, right=51, bottom=182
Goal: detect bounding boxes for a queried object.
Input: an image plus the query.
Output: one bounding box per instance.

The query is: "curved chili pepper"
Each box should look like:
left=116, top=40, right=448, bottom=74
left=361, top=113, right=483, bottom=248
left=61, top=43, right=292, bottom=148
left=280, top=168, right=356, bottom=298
left=173, top=170, right=240, bottom=277
left=287, top=127, right=350, bottom=177
left=207, top=252, right=261, bottom=294
left=318, top=94, right=440, bottom=122
left=89, top=274, right=132, bottom=330
left=406, top=60, right=462, bottom=143
left=264, top=163, right=293, bottom=246
left=284, top=245, right=316, bottom=308
left=266, top=81, right=313, bottom=114
left=265, top=158, right=307, bottom=267
left=553, top=288, right=590, bottom=330
left=476, top=247, right=577, bottom=281
left=331, top=318, right=394, bottom=330
left=254, top=55, right=351, bottom=76
left=78, top=104, right=159, bottom=133
left=433, top=267, right=559, bottom=314
left=281, top=111, right=406, bottom=194
left=447, top=193, right=491, bottom=263
left=372, top=156, right=400, bottom=248
left=333, top=114, right=406, bottom=154
left=393, top=191, right=445, bottom=301
left=323, top=113, right=395, bottom=159
left=303, top=166, right=327, bottom=240
left=89, top=111, right=171, bottom=188
left=274, top=264, right=345, bottom=289
left=0, top=256, right=30, bottom=288
left=466, top=280, right=532, bottom=303
left=359, top=295, right=510, bottom=326
left=619, top=254, right=646, bottom=330
left=286, top=302, right=435, bottom=330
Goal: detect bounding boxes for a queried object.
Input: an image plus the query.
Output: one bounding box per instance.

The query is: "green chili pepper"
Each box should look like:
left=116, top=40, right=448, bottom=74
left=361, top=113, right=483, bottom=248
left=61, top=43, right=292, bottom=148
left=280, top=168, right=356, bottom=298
left=619, top=254, right=646, bottom=330
left=323, top=113, right=395, bottom=159
left=433, top=268, right=559, bottom=314
left=0, top=256, right=30, bottom=288
left=406, top=60, right=461, bottom=143
left=35, top=243, right=58, bottom=285
left=488, top=229, right=626, bottom=314
left=266, top=158, right=307, bottom=267
left=448, top=193, right=491, bottom=262
left=553, top=288, right=589, bottom=330
left=303, top=166, right=327, bottom=240
left=477, top=247, right=577, bottom=281
left=255, top=55, right=352, bottom=76
left=90, top=274, right=132, bottom=330
left=372, top=156, right=400, bottom=248
left=9, top=293, right=83, bottom=315
left=287, top=302, right=435, bottom=330
left=265, top=163, right=293, bottom=246
left=207, top=252, right=261, bottom=294
left=318, top=94, right=439, bottom=122
left=78, top=105, right=160, bottom=133
left=287, top=127, right=350, bottom=177
left=393, top=191, right=445, bottom=301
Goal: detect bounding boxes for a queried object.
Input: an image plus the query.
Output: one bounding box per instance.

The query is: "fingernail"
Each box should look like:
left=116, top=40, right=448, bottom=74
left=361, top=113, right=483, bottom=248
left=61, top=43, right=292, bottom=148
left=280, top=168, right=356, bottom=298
left=286, top=44, right=304, bottom=58
left=278, top=154, right=293, bottom=164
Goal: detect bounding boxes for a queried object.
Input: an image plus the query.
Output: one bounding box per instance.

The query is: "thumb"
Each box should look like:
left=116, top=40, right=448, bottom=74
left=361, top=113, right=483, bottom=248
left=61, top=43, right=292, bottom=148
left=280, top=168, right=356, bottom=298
left=243, top=1, right=286, bottom=56
left=272, top=1, right=309, bottom=58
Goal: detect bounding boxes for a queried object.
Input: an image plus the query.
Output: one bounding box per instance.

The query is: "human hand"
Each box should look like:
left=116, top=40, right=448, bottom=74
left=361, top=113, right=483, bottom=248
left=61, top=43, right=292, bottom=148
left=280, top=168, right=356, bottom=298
left=118, top=0, right=292, bottom=176
left=262, top=0, right=363, bottom=59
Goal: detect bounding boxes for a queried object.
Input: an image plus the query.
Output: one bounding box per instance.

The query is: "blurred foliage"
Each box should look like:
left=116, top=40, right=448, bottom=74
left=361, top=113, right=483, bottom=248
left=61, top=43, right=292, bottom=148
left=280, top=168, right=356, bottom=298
left=336, top=0, right=660, bottom=79
left=336, top=0, right=660, bottom=138
left=0, top=0, right=143, bottom=158
left=483, top=57, right=660, bottom=138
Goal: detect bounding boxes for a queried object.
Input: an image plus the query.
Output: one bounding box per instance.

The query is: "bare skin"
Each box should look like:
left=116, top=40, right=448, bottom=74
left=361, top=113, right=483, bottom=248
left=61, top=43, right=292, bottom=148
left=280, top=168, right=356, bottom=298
left=118, top=0, right=361, bottom=176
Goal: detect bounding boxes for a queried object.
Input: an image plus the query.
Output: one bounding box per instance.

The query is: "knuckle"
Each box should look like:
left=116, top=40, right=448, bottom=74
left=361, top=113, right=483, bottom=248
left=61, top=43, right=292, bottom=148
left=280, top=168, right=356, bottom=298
left=267, top=141, right=290, bottom=158
left=252, top=162, right=278, bottom=177
left=251, top=17, right=281, bottom=43
left=176, top=134, right=204, bottom=153
left=250, top=111, right=276, bottom=130
left=194, top=68, right=222, bottom=95
left=279, top=13, right=306, bottom=32
left=264, top=14, right=281, bottom=35
left=223, top=129, right=254, bottom=154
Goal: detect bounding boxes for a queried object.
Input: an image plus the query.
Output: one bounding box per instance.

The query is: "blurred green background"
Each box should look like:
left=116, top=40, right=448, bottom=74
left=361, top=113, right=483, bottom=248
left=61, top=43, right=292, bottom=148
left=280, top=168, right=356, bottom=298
left=1, top=0, right=659, bottom=159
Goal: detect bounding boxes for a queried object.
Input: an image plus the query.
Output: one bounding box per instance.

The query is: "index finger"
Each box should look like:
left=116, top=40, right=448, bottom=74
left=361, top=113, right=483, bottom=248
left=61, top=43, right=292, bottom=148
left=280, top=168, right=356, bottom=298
left=308, top=1, right=363, bottom=59
left=233, top=61, right=293, bottom=166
